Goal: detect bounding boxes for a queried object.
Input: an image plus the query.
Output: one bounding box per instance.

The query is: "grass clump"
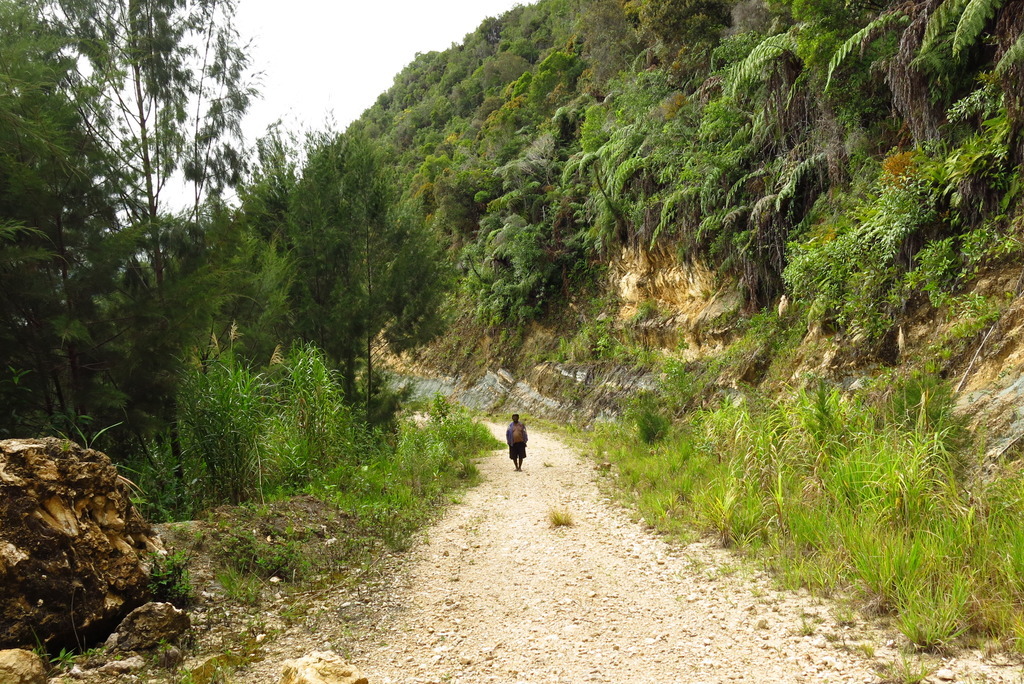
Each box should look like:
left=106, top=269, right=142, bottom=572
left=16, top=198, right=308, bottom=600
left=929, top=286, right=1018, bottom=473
left=594, top=373, right=1024, bottom=651
left=548, top=507, right=575, bottom=527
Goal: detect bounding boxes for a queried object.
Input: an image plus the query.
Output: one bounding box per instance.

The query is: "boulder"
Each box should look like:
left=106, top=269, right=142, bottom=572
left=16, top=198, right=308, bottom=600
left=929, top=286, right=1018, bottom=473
left=279, top=652, right=369, bottom=684
left=105, top=602, right=190, bottom=652
left=0, top=438, right=163, bottom=650
left=0, top=648, right=47, bottom=684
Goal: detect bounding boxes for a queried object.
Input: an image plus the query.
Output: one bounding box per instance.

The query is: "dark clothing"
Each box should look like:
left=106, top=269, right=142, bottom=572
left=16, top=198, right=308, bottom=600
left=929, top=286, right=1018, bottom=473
left=506, top=420, right=528, bottom=470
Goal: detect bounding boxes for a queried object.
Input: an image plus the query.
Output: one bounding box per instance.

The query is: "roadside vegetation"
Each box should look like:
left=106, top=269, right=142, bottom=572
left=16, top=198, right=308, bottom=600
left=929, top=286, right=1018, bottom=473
left=131, top=342, right=493, bottom=528
left=595, top=372, right=1024, bottom=654
left=138, top=346, right=497, bottom=603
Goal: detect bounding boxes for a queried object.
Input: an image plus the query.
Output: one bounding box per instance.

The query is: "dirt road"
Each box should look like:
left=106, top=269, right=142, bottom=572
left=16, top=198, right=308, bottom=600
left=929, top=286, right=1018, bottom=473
left=238, top=422, right=1021, bottom=683
left=343, top=423, right=887, bottom=683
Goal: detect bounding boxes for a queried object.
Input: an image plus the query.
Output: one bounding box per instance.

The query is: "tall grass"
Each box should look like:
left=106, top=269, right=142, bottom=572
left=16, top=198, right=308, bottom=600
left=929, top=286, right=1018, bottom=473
left=177, top=351, right=269, bottom=504
left=595, top=376, right=1024, bottom=652
left=130, top=348, right=495, bottom=556
left=265, top=343, right=362, bottom=487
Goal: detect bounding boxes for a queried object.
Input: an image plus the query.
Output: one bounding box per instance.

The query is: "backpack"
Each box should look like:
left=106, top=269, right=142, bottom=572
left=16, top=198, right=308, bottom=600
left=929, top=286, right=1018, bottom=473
left=511, top=423, right=525, bottom=444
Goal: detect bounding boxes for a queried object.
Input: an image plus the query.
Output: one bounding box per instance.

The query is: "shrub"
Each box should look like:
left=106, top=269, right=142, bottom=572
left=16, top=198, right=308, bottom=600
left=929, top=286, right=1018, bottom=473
left=148, top=550, right=192, bottom=608
left=628, top=394, right=670, bottom=444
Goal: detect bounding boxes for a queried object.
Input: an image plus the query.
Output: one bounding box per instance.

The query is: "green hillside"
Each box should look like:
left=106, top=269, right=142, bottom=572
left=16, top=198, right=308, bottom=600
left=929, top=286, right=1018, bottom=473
left=343, top=2, right=1024, bottom=653
left=353, top=0, right=1022, bottom=344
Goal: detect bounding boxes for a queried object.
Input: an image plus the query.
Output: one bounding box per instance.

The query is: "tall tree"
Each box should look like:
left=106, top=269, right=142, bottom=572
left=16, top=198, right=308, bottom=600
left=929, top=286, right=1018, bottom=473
left=0, top=0, right=127, bottom=437
left=285, top=131, right=449, bottom=419
left=55, top=0, right=256, bottom=439
left=0, top=0, right=256, bottom=443
left=57, top=0, right=254, bottom=227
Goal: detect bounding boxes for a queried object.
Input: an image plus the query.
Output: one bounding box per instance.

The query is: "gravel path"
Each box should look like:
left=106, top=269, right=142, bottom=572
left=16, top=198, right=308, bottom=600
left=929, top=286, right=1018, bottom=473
left=344, top=423, right=883, bottom=684
left=236, top=422, right=1023, bottom=684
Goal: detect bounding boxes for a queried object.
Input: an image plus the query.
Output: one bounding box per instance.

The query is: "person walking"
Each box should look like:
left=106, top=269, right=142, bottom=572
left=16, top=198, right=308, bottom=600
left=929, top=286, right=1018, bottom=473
left=506, top=414, right=528, bottom=471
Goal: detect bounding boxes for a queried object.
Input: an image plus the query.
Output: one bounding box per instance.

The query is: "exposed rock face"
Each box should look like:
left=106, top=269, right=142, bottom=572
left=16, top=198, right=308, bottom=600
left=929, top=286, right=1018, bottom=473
left=105, top=602, right=190, bottom=652
left=0, top=438, right=163, bottom=650
left=279, top=652, right=368, bottom=684
left=394, top=363, right=657, bottom=426
left=611, top=246, right=743, bottom=354
left=0, top=649, right=47, bottom=684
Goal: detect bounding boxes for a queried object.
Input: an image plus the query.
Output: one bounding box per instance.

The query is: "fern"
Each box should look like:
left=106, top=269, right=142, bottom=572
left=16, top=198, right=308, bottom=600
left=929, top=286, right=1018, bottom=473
left=920, top=0, right=971, bottom=55
left=995, top=34, right=1024, bottom=74
left=561, top=151, right=599, bottom=184
left=700, top=165, right=731, bottom=214
left=749, top=193, right=779, bottom=229
left=952, top=0, right=1008, bottom=56
left=653, top=186, right=685, bottom=247
left=825, top=11, right=909, bottom=91
left=730, top=121, right=754, bottom=150
left=610, top=156, right=646, bottom=196
left=775, top=153, right=826, bottom=213
left=726, top=168, right=765, bottom=206
left=749, top=109, right=771, bottom=147
left=653, top=185, right=700, bottom=247
left=598, top=123, right=645, bottom=167
left=727, top=32, right=799, bottom=99
left=722, top=205, right=750, bottom=231
left=697, top=208, right=727, bottom=243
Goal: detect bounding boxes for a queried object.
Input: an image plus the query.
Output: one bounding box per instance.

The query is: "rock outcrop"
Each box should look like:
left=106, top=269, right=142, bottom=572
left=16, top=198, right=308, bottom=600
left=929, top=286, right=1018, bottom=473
left=0, top=438, right=163, bottom=650
left=279, top=652, right=369, bottom=684
left=105, top=602, right=190, bottom=652
left=0, top=649, right=47, bottom=684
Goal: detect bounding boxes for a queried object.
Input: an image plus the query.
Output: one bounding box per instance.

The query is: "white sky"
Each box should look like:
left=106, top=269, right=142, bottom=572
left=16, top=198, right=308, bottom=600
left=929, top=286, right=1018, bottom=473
left=234, top=0, right=535, bottom=143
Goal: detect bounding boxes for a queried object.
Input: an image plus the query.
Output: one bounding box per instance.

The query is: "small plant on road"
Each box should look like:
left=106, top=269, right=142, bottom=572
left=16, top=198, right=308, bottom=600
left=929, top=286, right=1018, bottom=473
left=879, top=653, right=933, bottom=683
left=548, top=507, right=575, bottom=527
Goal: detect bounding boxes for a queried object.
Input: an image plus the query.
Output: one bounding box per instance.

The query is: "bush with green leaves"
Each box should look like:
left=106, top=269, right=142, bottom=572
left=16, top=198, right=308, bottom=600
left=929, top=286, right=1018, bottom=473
left=315, top=394, right=494, bottom=550
left=627, top=394, right=671, bottom=444
left=148, top=550, right=192, bottom=608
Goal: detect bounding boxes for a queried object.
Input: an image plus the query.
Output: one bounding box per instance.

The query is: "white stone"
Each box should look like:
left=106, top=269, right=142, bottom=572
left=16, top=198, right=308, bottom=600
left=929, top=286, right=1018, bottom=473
left=279, top=652, right=368, bottom=684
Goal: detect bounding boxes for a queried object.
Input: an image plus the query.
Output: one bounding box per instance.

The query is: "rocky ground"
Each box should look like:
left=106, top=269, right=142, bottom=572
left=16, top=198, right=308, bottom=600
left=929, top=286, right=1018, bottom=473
left=225, top=423, right=1023, bottom=684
